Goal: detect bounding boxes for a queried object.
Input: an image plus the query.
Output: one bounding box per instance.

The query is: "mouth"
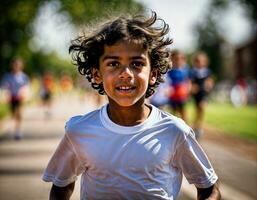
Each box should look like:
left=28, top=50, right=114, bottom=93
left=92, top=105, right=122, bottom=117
left=116, top=86, right=136, bottom=92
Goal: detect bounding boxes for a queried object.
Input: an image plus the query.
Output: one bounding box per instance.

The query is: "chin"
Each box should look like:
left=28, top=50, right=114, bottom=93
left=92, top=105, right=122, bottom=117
left=115, top=101, right=137, bottom=107
left=111, top=97, right=141, bottom=107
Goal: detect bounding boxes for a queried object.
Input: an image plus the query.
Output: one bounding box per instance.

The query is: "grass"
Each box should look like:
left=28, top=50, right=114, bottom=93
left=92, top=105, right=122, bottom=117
left=185, top=101, right=257, bottom=141
left=0, top=103, right=9, bottom=119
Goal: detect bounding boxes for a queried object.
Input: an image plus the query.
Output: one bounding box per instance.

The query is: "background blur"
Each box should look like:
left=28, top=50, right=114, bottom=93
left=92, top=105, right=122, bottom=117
left=0, top=0, right=256, bottom=200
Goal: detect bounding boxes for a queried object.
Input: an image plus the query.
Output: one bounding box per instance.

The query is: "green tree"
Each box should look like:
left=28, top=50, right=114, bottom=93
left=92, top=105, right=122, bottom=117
left=193, top=0, right=257, bottom=79
left=0, top=0, right=144, bottom=78
left=193, top=0, right=229, bottom=79
left=61, top=0, right=144, bottom=25
left=0, top=0, right=41, bottom=77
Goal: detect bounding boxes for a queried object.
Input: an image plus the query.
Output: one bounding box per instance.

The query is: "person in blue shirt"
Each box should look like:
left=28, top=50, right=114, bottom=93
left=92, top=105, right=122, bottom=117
left=1, top=58, right=30, bottom=139
left=167, top=50, right=190, bottom=122
left=190, top=51, right=214, bottom=139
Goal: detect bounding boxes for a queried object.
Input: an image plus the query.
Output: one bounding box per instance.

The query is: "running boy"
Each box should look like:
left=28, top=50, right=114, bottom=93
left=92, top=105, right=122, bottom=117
left=190, top=51, right=214, bottom=139
left=1, top=58, right=30, bottom=140
left=42, top=12, right=220, bottom=200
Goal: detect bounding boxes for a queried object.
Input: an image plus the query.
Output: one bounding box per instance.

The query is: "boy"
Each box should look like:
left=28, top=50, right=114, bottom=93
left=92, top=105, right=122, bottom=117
left=1, top=58, right=30, bottom=140
left=42, top=12, right=220, bottom=200
left=168, top=50, right=191, bottom=122
left=190, top=51, right=214, bottom=139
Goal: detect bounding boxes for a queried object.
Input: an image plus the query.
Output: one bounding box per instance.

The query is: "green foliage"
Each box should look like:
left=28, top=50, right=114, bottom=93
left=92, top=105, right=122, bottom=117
left=61, top=0, right=144, bottom=25
left=193, top=0, right=257, bottom=80
left=0, top=0, right=41, bottom=77
left=193, top=1, right=228, bottom=79
left=194, top=16, right=225, bottom=78
left=26, top=53, right=76, bottom=77
left=0, top=0, right=145, bottom=78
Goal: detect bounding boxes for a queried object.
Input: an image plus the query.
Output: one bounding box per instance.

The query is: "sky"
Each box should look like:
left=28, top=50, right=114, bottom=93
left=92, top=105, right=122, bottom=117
left=30, top=0, right=253, bottom=58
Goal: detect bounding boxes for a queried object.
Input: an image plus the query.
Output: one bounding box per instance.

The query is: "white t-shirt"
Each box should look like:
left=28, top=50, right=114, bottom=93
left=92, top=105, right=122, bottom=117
left=42, top=104, right=218, bottom=200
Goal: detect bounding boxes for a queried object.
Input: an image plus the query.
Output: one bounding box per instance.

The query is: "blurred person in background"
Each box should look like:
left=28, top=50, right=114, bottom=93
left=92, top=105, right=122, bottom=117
left=149, top=73, right=171, bottom=109
left=0, top=58, right=30, bottom=140
left=190, top=51, right=214, bottom=139
left=149, top=52, right=172, bottom=109
left=76, top=74, right=105, bottom=107
left=167, top=50, right=191, bottom=122
left=40, top=71, right=56, bottom=118
left=60, top=73, right=74, bottom=94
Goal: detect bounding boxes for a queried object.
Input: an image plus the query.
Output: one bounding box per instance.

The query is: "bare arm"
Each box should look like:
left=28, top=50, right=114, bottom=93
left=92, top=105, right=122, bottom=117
left=50, top=182, right=75, bottom=200
left=197, top=183, right=221, bottom=200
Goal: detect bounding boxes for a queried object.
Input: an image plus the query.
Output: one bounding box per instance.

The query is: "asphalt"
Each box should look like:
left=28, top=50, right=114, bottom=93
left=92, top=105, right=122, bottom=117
left=0, top=94, right=256, bottom=200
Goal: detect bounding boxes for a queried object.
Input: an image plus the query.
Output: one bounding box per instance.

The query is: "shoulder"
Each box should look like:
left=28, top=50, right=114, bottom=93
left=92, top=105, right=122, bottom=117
left=20, top=72, right=29, bottom=81
left=65, top=108, right=101, bottom=134
left=154, top=107, right=193, bottom=138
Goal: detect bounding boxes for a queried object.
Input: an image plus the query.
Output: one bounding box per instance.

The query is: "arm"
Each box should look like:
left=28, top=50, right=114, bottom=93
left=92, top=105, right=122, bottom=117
left=50, top=182, right=75, bottom=200
left=204, top=76, right=214, bottom=92
left=197, top=183, right=221, bottom=200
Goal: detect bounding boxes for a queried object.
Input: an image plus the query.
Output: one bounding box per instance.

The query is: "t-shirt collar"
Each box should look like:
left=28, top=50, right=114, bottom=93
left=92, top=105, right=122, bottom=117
left=100, top=104, right=158, bottom=134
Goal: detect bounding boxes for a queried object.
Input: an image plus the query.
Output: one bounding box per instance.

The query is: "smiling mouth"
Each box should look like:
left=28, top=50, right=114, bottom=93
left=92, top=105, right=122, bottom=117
left=116, top=86, right=136, bottom=92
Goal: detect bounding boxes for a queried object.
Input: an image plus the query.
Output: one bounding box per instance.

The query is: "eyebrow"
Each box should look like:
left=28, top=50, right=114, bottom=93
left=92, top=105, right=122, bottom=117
left=131, top=56, right=147, bottom=60
left=102, top=56, right=119, bottom=61
left=102, top=55, right=147, bottom=61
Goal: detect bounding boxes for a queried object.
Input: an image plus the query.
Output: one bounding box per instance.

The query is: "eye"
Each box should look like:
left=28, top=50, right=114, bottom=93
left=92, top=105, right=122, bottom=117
left=131, top=61, right=144, bottom=68
left=107, top=61, right=120, bottom=67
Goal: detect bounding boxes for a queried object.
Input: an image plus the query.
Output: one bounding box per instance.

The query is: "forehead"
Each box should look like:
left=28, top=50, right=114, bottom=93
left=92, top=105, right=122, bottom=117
left=172, top=53, right=184, bottom=59
left=195, top=54, right=206, bottom=62
left=12, top=59, right=23, bottom=67
left=102, top=40, right=148, bottom=57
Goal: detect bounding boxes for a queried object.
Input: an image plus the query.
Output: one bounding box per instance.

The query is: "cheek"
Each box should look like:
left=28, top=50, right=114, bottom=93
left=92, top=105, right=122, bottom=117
left=102, top=74, right=114, bottom=89
left=138, top=71, right=151, bottom=86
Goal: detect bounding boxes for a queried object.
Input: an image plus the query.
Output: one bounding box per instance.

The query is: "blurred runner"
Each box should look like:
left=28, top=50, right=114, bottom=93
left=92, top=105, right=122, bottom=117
left=190, top=51, right=214, bottom=139
left=1, top=58, right=30, bottom=140
left=60, top=73, right=73, bottom=93
left=168, top=50, right=190, bottom=121
left=40, top=72, right=55, bottom=118
left=149, top=74, right=171, bottom=109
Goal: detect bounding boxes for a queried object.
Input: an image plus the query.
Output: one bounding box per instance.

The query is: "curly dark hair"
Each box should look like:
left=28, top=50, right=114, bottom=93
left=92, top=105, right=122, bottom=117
left=69, top=11, right=173, bottom=98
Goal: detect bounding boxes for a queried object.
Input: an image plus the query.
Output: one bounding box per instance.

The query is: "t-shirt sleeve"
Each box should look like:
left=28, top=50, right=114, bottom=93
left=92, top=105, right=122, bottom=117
left=173, top=129, right=218, bottom=188
left=42, top=133, right=85, bottom=187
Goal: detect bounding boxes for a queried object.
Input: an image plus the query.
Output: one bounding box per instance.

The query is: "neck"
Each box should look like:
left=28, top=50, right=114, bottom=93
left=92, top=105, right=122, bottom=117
left=107, top=99, right=151, bottom=126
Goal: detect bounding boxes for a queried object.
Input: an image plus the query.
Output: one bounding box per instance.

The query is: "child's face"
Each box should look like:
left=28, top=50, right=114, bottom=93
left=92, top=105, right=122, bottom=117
left=93, top=40, right=157, bottom=107
left=11, top=59, right=23, bottom=73
left=194, top=55, right=208, bottom=68
left=172, top=53, right=185, bottom=68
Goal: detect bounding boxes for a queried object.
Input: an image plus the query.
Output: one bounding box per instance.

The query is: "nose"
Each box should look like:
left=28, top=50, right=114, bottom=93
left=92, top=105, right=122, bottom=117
left=119, top=66, right=133, bottom=79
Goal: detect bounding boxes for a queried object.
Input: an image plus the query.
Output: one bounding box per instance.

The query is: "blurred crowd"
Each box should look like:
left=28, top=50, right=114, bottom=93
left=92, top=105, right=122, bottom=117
left=149, top=50, right=214, bottom=139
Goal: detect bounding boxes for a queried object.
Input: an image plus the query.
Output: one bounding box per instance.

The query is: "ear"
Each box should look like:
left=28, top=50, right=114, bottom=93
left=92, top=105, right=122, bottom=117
left=91, top=68, right=102, bottom=84
left=149, top=68, right=157, bottom=85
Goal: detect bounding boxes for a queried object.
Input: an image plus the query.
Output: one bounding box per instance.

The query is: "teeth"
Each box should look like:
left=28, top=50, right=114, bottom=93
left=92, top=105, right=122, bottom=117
left=119, top=86, right=132, bottom=90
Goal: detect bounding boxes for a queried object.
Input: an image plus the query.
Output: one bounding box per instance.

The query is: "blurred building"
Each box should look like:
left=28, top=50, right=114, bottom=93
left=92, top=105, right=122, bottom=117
left=234, top=33, right=257, bottom=80
left=234, top=33, right=257, bottom=104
